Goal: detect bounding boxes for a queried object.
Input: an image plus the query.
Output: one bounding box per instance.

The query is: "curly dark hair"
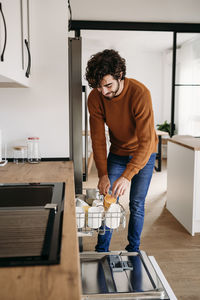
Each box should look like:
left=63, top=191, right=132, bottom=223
left=85, top=49, right=126, bottom=88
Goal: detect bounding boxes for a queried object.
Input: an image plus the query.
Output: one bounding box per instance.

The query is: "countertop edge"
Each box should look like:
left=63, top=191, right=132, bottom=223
left=168, top=137, right=200, bottom=151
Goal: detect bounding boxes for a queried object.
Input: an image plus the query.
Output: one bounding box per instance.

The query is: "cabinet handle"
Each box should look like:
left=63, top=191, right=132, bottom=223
left=0, top=2, right=7, bottom=62
left=24, top=39, right=31, bottom=78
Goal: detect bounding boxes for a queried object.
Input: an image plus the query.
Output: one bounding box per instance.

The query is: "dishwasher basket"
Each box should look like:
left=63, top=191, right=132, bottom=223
left=76, top=201, right=126, bottom=237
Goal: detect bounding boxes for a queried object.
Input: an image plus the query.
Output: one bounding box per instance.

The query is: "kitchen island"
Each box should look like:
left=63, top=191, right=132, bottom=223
left=0, top=161, right=81, bottom=300
left=167, top=136, right=200, bottom=235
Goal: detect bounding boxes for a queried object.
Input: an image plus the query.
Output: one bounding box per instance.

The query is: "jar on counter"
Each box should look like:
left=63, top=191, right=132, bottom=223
left=13, top=146, right=27, bottom=164
left=27, top=137, right=41, bottom=163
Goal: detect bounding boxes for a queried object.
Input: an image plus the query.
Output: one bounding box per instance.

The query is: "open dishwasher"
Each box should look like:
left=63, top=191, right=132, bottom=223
left=80, top=251, right=170, bottom=299
left=75, top=191, right=175, bottom=300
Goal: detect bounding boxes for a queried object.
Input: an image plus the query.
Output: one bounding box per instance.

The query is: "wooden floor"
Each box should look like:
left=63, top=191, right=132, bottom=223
left=83, top=160, right=200, bottom=300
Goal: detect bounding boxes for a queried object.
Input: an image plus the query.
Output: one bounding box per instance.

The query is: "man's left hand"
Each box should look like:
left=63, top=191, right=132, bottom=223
left=111, top=176, right=130, bottom=198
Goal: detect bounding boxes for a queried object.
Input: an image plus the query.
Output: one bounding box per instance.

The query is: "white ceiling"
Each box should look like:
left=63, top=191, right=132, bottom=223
left=71, top=0, right=200, bottom=23
left=81, top=30, right=199, bottom=52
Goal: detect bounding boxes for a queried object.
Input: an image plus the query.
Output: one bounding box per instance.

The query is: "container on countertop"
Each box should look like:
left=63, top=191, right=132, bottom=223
left=27, top=137, right=41, bottom=163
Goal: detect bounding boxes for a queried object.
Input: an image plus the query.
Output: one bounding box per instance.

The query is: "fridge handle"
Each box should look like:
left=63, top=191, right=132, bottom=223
left=82, top=86, right=88, bottom=182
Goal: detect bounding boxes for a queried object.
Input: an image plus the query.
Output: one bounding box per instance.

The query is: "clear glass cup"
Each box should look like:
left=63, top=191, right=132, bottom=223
left=27, top=137, right=41, bottom=163
left=13, top=146, right=27, bottom=164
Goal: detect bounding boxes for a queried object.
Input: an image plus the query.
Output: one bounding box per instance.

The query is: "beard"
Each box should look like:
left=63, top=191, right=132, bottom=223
left=104, top=80, right=120, bottom=99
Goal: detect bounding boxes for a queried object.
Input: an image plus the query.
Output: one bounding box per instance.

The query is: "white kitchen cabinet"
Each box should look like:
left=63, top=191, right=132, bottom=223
left=0, top=0, right=31, bottom=87
left=167, top=137, right=200, bottom=235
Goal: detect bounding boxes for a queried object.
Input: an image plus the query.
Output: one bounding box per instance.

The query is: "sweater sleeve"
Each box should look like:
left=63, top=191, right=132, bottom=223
left=88, top=92, right=108, bottom=178
left=121, top=89, right=157, bottom=181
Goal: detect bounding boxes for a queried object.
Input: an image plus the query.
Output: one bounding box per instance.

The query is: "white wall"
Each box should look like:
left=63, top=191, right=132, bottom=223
left=0, top=0, right=69, bottom=158
left=162, top=50, right=173, bottom=123
left=124, top=49, right=163, bottom=125
left=70, top=0, right=200, bottom=23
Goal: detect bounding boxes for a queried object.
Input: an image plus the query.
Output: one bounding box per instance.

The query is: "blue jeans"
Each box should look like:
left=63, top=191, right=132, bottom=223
left=95, top=152, right=156, bottom=252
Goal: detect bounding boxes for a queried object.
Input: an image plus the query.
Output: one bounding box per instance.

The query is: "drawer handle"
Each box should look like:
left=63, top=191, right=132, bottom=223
left=25, top=39, right=31, bottom=78
left=0, top=2, right=7, bottom=62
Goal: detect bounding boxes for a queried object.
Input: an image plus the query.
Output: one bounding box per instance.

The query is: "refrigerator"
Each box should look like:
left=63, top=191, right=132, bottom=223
left=68, top=37, right=88, bottom=195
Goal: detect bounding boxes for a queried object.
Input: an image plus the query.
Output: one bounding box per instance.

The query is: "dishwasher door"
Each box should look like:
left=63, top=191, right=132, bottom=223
left=80, top=251, right=170, bottom=299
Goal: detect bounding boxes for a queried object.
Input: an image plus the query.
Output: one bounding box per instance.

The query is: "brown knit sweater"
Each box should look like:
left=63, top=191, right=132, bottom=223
left=88, top=77, right=158, bottom=181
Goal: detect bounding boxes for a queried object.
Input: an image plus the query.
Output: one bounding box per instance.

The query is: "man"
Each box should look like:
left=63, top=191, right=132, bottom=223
left=86, top=49, right=158, bottom=252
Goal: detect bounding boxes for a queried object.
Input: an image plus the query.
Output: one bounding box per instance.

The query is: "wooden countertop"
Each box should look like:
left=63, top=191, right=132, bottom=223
left=168, top=135, right=200, bottom=151
left=0, top=161, right=81, bottom=300
left=156, top=130, right=169, bottom=137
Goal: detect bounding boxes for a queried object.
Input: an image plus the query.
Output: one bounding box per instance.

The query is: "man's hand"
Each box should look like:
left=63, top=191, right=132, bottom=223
left=111, top=176, right=130, bottom=198
left=98, top=175, right=111, bottom=195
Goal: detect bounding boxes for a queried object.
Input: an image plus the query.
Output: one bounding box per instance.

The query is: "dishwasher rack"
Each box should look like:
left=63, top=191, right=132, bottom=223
left=76, top=203, right=126, bottom=237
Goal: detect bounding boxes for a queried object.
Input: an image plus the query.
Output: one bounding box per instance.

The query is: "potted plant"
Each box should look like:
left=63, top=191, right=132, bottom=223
left=156, top=120, right=171, bottom=134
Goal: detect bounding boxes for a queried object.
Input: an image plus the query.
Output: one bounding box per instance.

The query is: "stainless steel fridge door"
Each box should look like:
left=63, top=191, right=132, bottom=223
left=68, top=37, right=83, bottom=194
left=80, top=251, right=170, bottom=299
left=68, top=38, right=89, bottom=192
